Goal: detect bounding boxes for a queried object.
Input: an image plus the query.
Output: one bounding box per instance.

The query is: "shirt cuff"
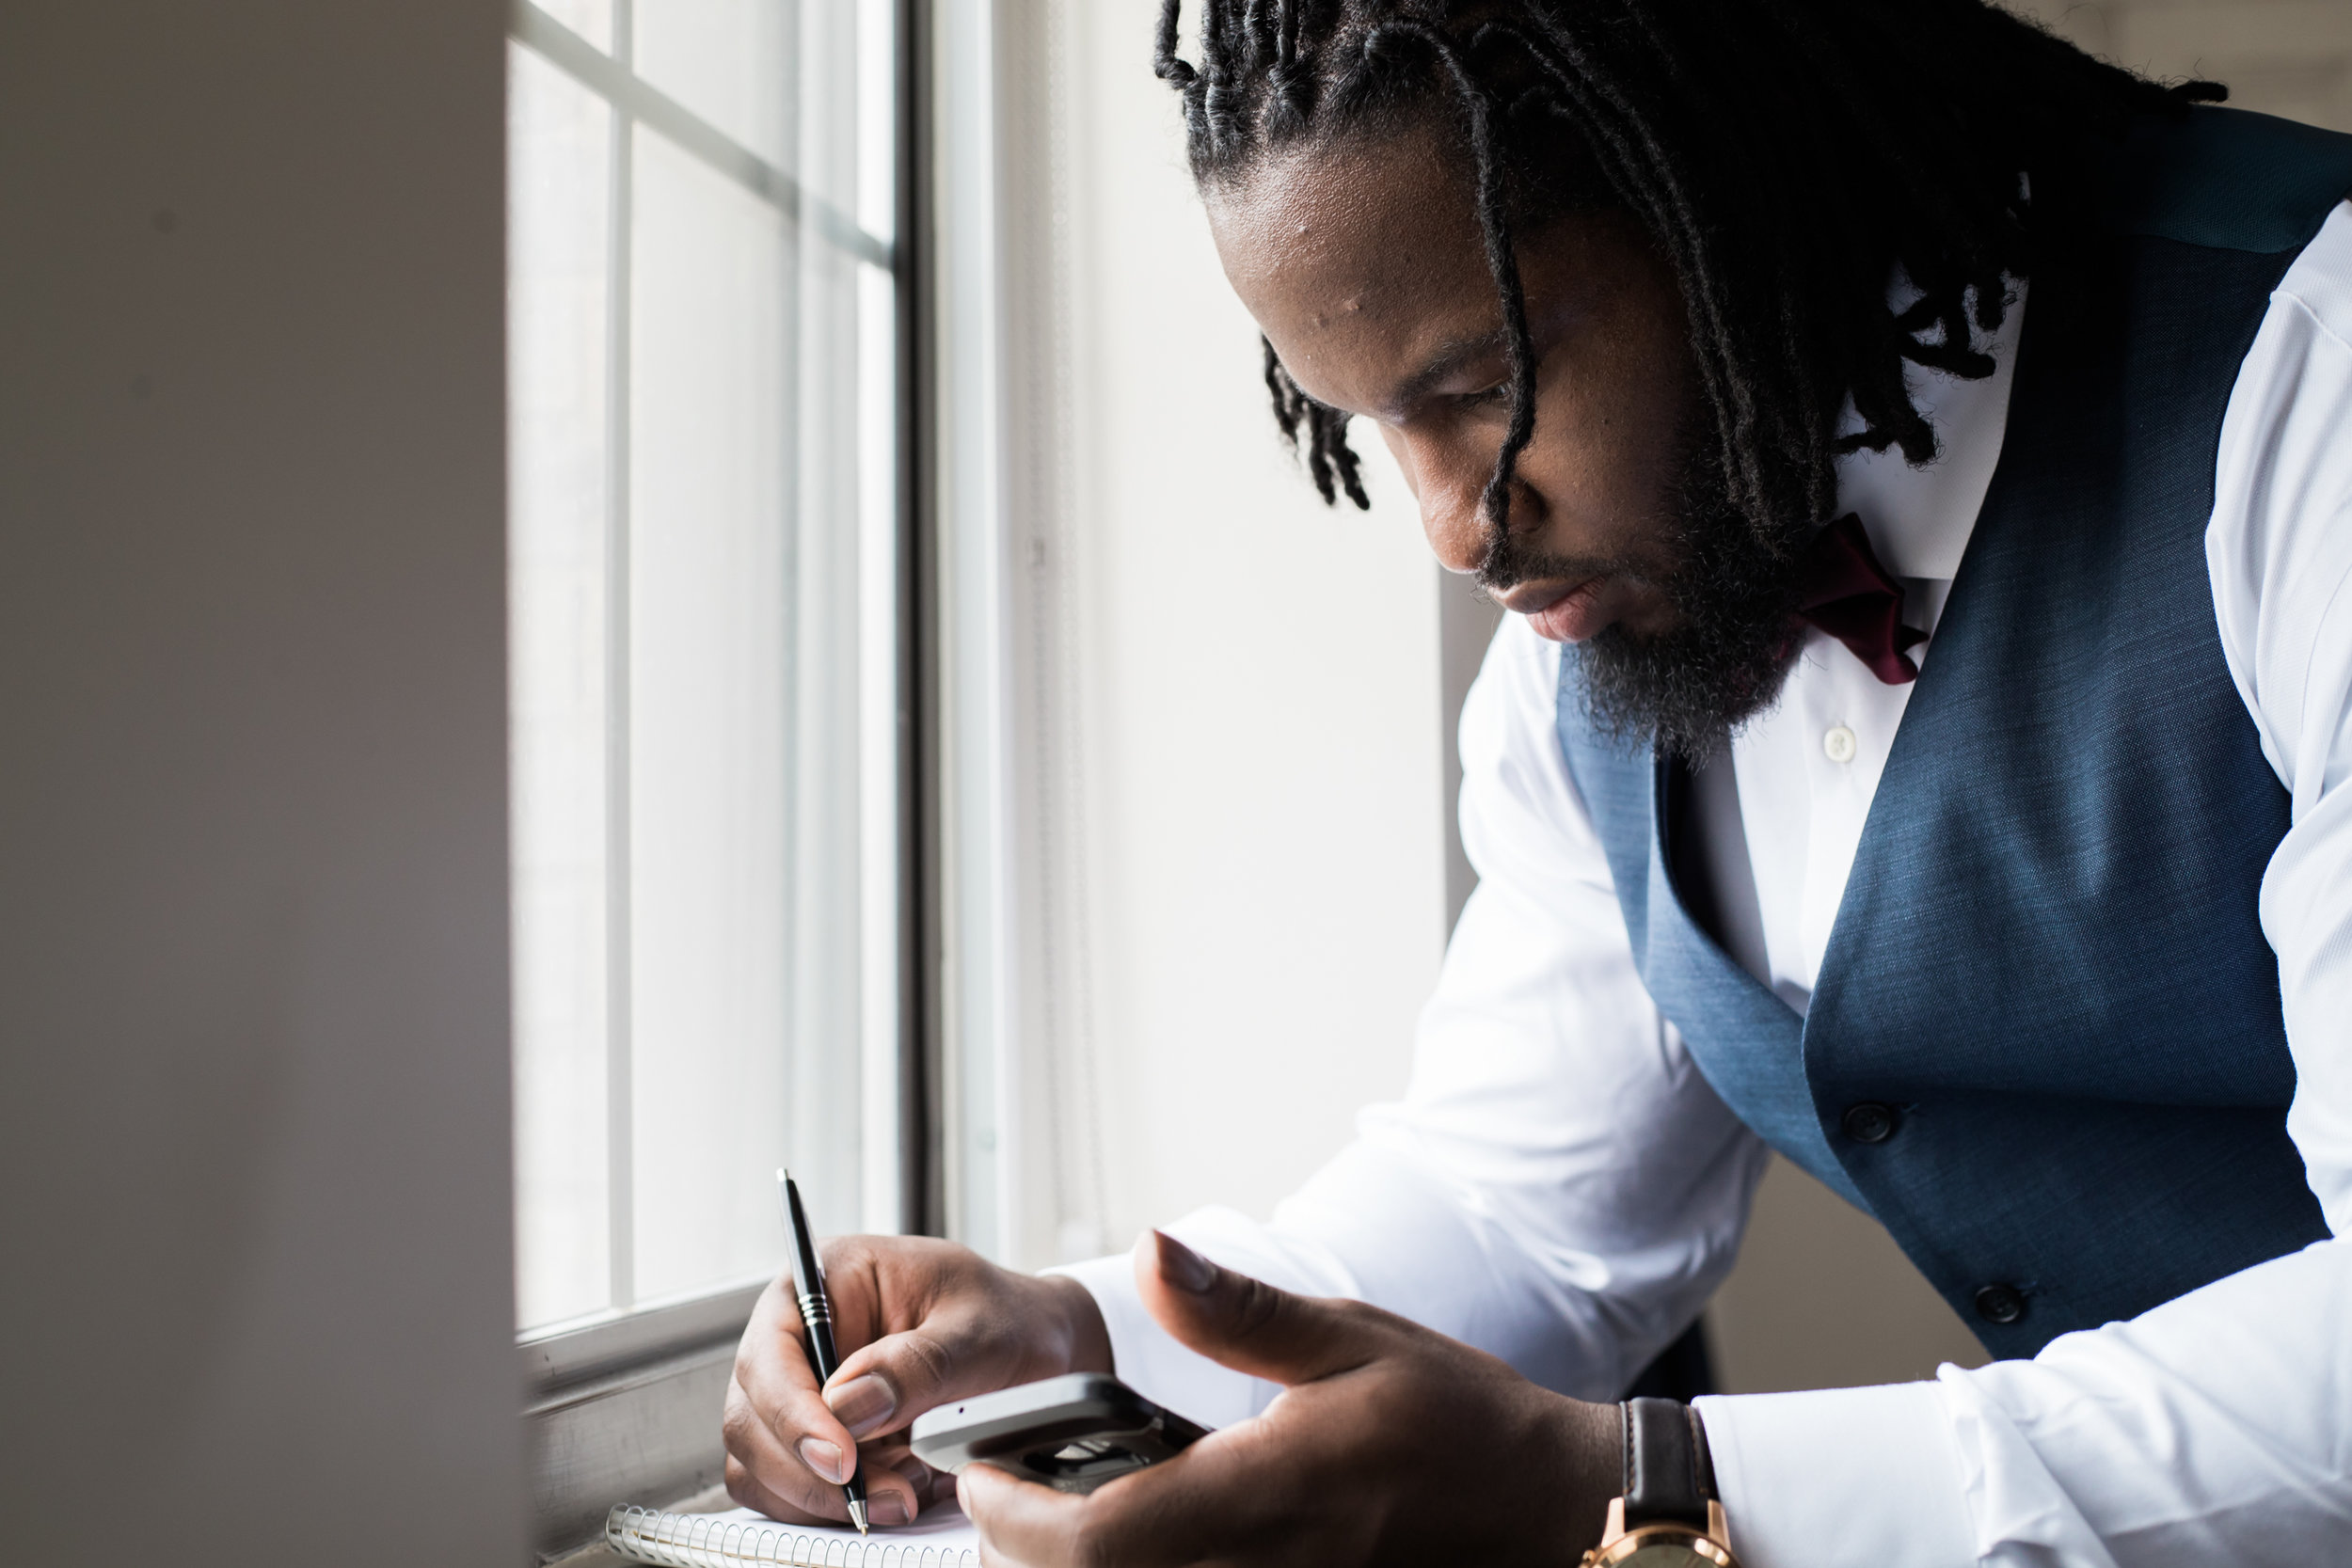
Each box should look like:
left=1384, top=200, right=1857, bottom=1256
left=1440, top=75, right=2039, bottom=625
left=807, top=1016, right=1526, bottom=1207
left=1045, top=1241, right=1279, bottom=1433
left=1694, top=1382, right=1978, bottom=1568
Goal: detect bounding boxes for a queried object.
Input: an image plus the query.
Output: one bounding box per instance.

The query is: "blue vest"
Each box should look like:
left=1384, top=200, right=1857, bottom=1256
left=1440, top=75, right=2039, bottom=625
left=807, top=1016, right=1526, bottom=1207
left=1556, top=108, right=2352, bottom=1358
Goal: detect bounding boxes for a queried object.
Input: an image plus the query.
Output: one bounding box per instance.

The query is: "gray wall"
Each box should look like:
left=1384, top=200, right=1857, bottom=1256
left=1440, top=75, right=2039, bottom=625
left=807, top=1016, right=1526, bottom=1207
left=1438, top=577, right=1507, bottom=935
left=0, top=3, right=523, bottom=1560
left=2010, top=0, right=2352, bottom=133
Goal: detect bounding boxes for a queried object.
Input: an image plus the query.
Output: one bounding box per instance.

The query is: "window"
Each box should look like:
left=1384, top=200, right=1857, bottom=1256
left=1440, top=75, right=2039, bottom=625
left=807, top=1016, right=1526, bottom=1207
left=505, top=0, right=902, bottom=1344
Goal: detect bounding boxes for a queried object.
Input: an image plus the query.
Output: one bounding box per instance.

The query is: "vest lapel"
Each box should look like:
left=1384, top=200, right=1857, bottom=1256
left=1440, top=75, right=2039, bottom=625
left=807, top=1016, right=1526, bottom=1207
left=1554, top=692, right=1866, bottom=1208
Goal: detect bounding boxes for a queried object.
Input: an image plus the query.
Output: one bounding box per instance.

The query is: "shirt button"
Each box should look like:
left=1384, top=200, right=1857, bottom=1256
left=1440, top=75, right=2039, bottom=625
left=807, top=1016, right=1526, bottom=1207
left=1974, top=1284, right=2027, bottom=1325
left=1842, top=1101, right=1899, bottom=1144
left=1823, top=725, right=1858, bottom=764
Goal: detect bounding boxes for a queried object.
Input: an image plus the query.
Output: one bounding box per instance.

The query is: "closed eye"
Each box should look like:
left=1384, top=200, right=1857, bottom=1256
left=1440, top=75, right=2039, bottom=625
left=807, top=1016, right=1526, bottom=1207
left=1454, top=380, right=1512, bottom=410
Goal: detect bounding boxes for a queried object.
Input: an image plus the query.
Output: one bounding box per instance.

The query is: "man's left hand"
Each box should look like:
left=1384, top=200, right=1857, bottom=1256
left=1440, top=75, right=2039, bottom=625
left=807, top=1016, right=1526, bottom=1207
left=959, top=1230, right=1621, bottom=1567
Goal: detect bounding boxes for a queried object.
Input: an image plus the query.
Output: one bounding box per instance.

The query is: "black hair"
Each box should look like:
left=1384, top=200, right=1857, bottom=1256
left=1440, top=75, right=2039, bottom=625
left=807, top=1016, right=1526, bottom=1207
left=1154, top=0, right=2218, bottom=552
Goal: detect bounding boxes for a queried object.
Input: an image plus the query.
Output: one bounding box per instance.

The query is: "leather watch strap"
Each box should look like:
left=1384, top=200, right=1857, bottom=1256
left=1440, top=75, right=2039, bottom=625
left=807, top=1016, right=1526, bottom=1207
left=1620, top=1397, right=1714, bottom=1529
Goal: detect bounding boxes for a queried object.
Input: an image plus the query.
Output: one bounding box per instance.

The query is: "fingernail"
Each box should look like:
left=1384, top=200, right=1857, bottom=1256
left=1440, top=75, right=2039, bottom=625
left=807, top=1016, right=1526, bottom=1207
left=798, top=1437, right=850, bottom=1485
left=871, top=1490, right=914, bottom=1528
left=1155, top=1230, right=1216, bottom=1293
left=824, top=1373, right=898, bottom=1437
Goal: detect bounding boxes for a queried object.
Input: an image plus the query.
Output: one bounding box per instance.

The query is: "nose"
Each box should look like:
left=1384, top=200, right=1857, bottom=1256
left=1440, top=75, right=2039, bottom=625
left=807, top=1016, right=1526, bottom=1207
left=1424, top=483, right=1489, bottom=576
left=1386, top=429, right=1494, bottom=576
left=1420, top=464, right=1544, bottom=578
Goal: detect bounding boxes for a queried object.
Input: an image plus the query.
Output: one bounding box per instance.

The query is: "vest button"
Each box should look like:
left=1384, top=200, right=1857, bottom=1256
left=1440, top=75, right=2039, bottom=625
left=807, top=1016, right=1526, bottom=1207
left=1974, top=1284, right=2027, bottom=1325
left=1842, top=1101, right=1899, bottom=1144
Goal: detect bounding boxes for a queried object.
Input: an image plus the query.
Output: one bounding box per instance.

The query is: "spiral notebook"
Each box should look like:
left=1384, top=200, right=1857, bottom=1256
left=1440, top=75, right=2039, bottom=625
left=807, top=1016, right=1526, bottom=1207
left=605, top=1502, right=980, bottom=1567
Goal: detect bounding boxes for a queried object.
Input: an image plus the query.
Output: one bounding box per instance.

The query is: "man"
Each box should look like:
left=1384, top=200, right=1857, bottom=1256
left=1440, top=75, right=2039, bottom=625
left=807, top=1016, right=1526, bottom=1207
left=723, top=2, right=2352, bottom=1562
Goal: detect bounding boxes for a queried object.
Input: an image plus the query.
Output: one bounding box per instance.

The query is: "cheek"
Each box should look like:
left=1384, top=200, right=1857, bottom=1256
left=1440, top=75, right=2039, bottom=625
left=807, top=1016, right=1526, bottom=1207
left=1515, top=320, right=1693, bottom=551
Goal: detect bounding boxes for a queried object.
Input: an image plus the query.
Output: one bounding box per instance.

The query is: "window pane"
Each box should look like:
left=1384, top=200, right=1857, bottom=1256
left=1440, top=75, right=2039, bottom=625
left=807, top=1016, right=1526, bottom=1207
left=509, top=41, right=614, bottom=1333
left=634, top=0, right=794, bottom=173
left=627, top=124, right=796, bottom=1304
left=510, top=0, right=893, bottom=1337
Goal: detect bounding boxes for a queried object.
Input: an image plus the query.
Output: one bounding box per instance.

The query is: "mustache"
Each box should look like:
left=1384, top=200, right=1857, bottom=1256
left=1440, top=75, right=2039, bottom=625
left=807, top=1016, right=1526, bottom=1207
left=1471, top=528, right=1666, bottom=605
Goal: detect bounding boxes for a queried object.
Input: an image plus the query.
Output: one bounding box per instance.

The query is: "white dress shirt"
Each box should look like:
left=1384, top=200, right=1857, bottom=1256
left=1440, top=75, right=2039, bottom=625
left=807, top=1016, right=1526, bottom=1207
left=1061, top=203, right=2352, bottom=1566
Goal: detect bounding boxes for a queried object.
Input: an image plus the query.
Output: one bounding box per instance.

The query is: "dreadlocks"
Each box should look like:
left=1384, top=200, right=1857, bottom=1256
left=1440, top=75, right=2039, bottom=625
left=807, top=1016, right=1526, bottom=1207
left=1154, top=0, right=2211, bottom=555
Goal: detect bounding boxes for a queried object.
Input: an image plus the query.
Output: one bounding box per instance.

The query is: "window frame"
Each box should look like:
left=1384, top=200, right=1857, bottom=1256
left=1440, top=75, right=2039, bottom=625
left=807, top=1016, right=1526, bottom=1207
left=509, top=0, right=939, bottom=1552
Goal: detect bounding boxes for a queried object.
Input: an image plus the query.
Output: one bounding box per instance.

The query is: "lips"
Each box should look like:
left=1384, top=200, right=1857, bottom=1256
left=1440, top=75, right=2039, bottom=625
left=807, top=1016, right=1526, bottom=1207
left=1510, top=578, right=1610, bottom=642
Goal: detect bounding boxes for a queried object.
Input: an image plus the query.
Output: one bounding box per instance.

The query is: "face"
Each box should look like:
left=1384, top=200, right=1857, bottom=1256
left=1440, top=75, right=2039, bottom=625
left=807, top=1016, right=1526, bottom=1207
left=1207, top=124, right=1803, bottom=749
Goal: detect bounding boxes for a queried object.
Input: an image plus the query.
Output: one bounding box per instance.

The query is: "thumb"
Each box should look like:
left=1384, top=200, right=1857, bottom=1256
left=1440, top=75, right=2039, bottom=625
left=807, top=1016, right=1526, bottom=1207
left=1134, top=1229, right=1382, bottom=1387
left=820, top=1306, right=1014, bottom=1441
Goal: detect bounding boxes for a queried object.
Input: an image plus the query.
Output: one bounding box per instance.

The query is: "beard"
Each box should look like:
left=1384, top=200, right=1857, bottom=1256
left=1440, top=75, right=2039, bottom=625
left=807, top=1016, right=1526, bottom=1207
left=1476, top=438, right=1807, bottom=760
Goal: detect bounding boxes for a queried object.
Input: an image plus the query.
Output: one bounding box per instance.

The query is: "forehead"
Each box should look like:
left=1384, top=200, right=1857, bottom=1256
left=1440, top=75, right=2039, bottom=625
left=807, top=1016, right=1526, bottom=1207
left=1204, top=129, right=1499, bottom=414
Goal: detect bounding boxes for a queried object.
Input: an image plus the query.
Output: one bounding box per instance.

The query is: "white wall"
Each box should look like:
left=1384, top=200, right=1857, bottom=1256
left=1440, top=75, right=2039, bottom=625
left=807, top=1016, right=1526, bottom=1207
left=992, top=0, right=1448, bottom=1267
left=0, top=2, right=522, bottom=1558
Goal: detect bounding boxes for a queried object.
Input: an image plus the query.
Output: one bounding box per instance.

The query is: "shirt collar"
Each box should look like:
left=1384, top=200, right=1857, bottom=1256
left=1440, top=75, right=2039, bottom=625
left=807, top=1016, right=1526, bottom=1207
left=1831, top=278, right=2028, bottom=584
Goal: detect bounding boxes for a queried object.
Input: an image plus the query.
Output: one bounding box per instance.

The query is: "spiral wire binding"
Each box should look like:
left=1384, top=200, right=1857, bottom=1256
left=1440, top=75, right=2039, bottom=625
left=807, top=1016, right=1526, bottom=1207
left=607, top=1503, right=978, bottom=1568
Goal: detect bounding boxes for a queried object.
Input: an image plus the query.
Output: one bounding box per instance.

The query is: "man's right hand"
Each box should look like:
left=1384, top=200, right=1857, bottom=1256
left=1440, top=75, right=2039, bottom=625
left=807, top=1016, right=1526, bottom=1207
left=722, top=1234, right=1113, bottom=1528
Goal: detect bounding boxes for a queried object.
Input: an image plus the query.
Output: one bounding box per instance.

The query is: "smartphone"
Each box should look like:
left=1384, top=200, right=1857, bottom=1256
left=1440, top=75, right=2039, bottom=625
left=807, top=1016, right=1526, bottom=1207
left=908, top=1371, right=1212, bottom=1494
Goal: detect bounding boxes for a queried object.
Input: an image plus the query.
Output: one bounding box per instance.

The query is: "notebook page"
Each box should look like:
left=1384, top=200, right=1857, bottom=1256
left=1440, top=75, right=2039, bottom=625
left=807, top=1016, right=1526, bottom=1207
left=607, top=1501, right=980, bottom=1567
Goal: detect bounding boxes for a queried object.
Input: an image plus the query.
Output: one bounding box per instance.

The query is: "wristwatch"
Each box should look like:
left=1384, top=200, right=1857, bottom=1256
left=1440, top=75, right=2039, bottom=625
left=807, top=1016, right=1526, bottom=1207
left=1580, top=1397, right=1740, bottom=1566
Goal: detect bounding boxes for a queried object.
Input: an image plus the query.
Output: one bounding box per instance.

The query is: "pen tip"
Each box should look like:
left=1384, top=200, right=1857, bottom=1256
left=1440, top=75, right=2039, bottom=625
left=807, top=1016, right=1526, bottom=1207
left=847, top=1499, right=868, bottom=1536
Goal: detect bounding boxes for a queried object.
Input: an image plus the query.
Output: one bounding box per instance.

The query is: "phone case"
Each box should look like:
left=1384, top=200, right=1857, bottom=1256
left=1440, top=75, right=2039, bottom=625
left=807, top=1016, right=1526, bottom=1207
left=909, top=1372, right=1212, bottom=1494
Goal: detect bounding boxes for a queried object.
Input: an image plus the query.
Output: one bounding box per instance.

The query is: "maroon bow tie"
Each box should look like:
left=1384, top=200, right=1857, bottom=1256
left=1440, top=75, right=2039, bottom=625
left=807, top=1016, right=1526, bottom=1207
left=1794, top=514, right=1925, bottom=685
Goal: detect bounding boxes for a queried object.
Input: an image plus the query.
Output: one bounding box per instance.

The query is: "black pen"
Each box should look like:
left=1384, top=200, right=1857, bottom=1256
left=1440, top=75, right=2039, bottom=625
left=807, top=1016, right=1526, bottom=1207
left=777, top=1168, right=870, bottom=1535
